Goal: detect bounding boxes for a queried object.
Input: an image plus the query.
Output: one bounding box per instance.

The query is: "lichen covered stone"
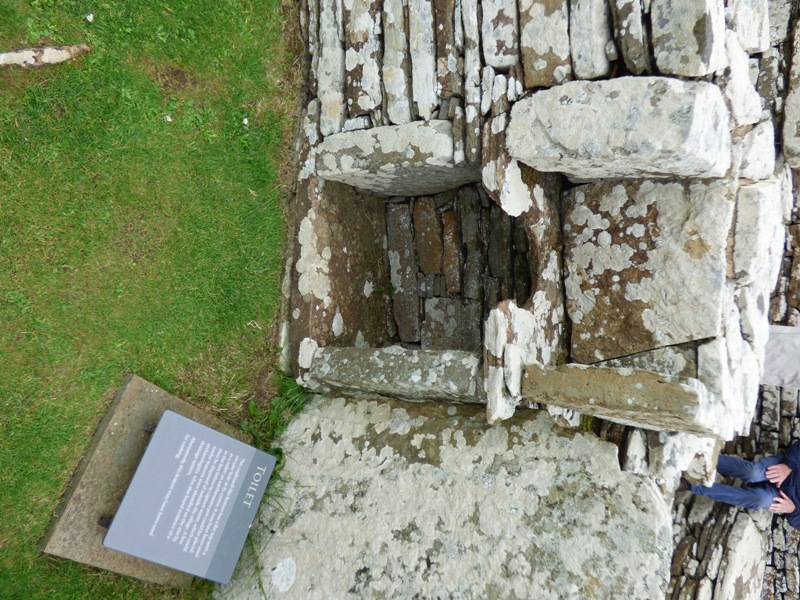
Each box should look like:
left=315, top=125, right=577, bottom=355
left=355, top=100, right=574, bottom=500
left=507, top=77, right=731, bottom=180
left=218, top=398, right=672, bottom=599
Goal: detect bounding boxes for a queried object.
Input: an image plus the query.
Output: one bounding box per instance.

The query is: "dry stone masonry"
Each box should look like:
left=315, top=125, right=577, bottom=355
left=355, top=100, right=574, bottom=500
left=238, top=0, right=800, bottom=598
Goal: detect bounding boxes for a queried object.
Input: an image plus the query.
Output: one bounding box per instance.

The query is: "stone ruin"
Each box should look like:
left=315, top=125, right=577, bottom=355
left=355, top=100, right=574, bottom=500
left=217, top=1, right=800, bottom=598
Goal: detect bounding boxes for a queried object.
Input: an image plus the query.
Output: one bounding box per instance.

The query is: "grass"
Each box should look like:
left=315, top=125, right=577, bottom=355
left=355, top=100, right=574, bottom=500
left=0, top=0, right=300, bottom=598
left=242, top=371, right=313, bottom=470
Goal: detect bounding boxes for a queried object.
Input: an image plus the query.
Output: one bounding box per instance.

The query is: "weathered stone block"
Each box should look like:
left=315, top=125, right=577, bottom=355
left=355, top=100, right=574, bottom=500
left=457, top=187, right=485, bottom=300
left=317, top=0, right=346, bottom=136
left=440, top=209, right=462, bottom=294
left=733, top=179, right=784, bottom=287
left=343, top=0, right=382, bottom=118
left=387, top=203, right=421, bottom=343
left=599, top=344, right=697, bottom=380
left=487, top=205, right=513, bottom=288
left=716, top=514, right=767, bottom=599
left=569, top=0, right=614, bottom=79
left=522, top=363, right=727, bottom=437
left=409, top=0, right=438, bottom=120
left=757, top=47, right=784, bottom=122
left=433, top=0, right=460, bottom=98
left=507, top=77, right=732, bottom=180
left=221, top=398, right=672, bottom=599
left=646, top=431, right=722, bottom=487
left=727, top=0, right=770, bottom=53
left=306, top=346, right=484, bottom=401
left=421, top=298, right=482, bottom=351
left=484, top=295, right=565, bottom=423
left=462, top=0, right=482, bottom=165
left=316, top=121, right=481, bottom=196
left=451, top=98, right=466, bottom=164
left=651, top=0, right=727, bottom=77
left=718, top=32, right=761, bottom=127
left=412, top=197, right=443, bottom=275
left=382, top=0, right=413, bottom=124
left=610, top=0, right=651, bottom=74
left=783, top=20, right=800, bottom=167
left=564, top=179, right=734, bottom=363
left=769, top=0, right=792, bottom=45
left=519, top=0, right=571, bottom=88
left=481, top=0, right=518, bottom=69
left=781, top=387, right=798, bottom=417
left=482, top=113, right=529, bottom=217
left=739, top=121, right=776, bottom=180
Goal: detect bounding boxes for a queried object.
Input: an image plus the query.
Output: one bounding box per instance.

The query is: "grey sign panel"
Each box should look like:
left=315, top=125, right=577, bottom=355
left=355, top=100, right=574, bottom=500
left=104, top=410, right=276, bottom=584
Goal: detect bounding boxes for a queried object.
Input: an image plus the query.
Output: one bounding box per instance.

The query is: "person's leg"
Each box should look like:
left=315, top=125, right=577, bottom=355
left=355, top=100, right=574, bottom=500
left=690, top=481, right=777, bottom=510
left=715, top=455, right=783, bottom=483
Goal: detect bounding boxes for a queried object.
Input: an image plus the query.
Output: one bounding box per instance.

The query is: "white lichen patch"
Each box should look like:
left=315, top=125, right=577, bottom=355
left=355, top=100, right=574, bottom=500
left=332, top=312, right=344, bottom=337
left=296, top=208, right=332, bottom=307
left=298, top=337, right=319, bottom=370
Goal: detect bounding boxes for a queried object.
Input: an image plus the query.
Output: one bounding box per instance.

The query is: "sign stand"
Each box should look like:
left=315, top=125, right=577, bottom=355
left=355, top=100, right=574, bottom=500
left=104, top=411, right=276, bottom=584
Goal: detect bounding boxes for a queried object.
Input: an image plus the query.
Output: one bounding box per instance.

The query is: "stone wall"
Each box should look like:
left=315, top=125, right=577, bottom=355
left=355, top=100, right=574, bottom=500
left=666, top=175, right=800, bottom=598
left=272, top=0, right=800, bottom=598
left=293, top=0, right=792, bottom=440
left=385, top=186, right=530, bottom=352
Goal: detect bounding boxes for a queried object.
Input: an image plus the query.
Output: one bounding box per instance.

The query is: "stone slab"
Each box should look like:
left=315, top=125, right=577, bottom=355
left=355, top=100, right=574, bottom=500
left=306, top=346, right=484, bottom=402
left=216, top=397, right=672, bottom=599
left=610, top=0, right=651, bottom=74
left=315, top=121, right=481, bottom=196
left=41, top=374, right=242, bottom=587
left=569, top=0, right=613, bottom=79
left=522, top=363, right=726, bottom=437
left=519, top=0, right=571, bottom=88
left=409, top=0, right=438, bottom=120
left=317, top=0, right=346, bottom=136
left=563, top=179, right=734, bottom=363
left=507, top=77, right=732, bottom=180
left=599, top=344, right=698, bottom=380
left=412, top=196, right=443, bottom=275
left=462, top=0, right=482, bottom=165
left=650, top=0, right=727, bottom=77
left=481, top=0, right=518, bottom=69
left=343, top=0, right=382, bottom=118
left=289, top=179, right=391, bottom=368
left=727, top=0, right=770, bottom=53
left=783, top=18, right=800, bottom=167
left=387, top=202, right=422, bottom=343
left=383, top=0, right=413, bottom=124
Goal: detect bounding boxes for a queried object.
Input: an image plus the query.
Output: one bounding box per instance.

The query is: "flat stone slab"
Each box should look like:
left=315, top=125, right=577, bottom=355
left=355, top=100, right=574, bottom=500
left=507, top=77, right=731, bottom=180
left=216, top=397, right=672, bottom=599
left=41, top=374, right=242, bottom=587
left=315, top=121, right=481, bottom=196
left=522, top=363, right=726, bottom=437
left=306, top=346, right=484, bottom=402
left=563, top=179, right=734, bottom=363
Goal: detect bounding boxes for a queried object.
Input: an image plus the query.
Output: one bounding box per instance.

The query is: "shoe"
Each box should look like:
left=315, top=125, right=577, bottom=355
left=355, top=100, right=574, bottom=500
left=676, top=477, right=690, bottom=493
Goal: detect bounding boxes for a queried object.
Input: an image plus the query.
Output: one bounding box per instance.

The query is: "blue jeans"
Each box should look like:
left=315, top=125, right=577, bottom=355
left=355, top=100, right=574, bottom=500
left=690, top=455, right=783, bottom=510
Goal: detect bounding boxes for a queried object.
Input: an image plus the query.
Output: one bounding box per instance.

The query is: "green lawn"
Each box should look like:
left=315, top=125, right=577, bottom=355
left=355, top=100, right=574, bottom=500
left=0, top=1, right=297, bottom=597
